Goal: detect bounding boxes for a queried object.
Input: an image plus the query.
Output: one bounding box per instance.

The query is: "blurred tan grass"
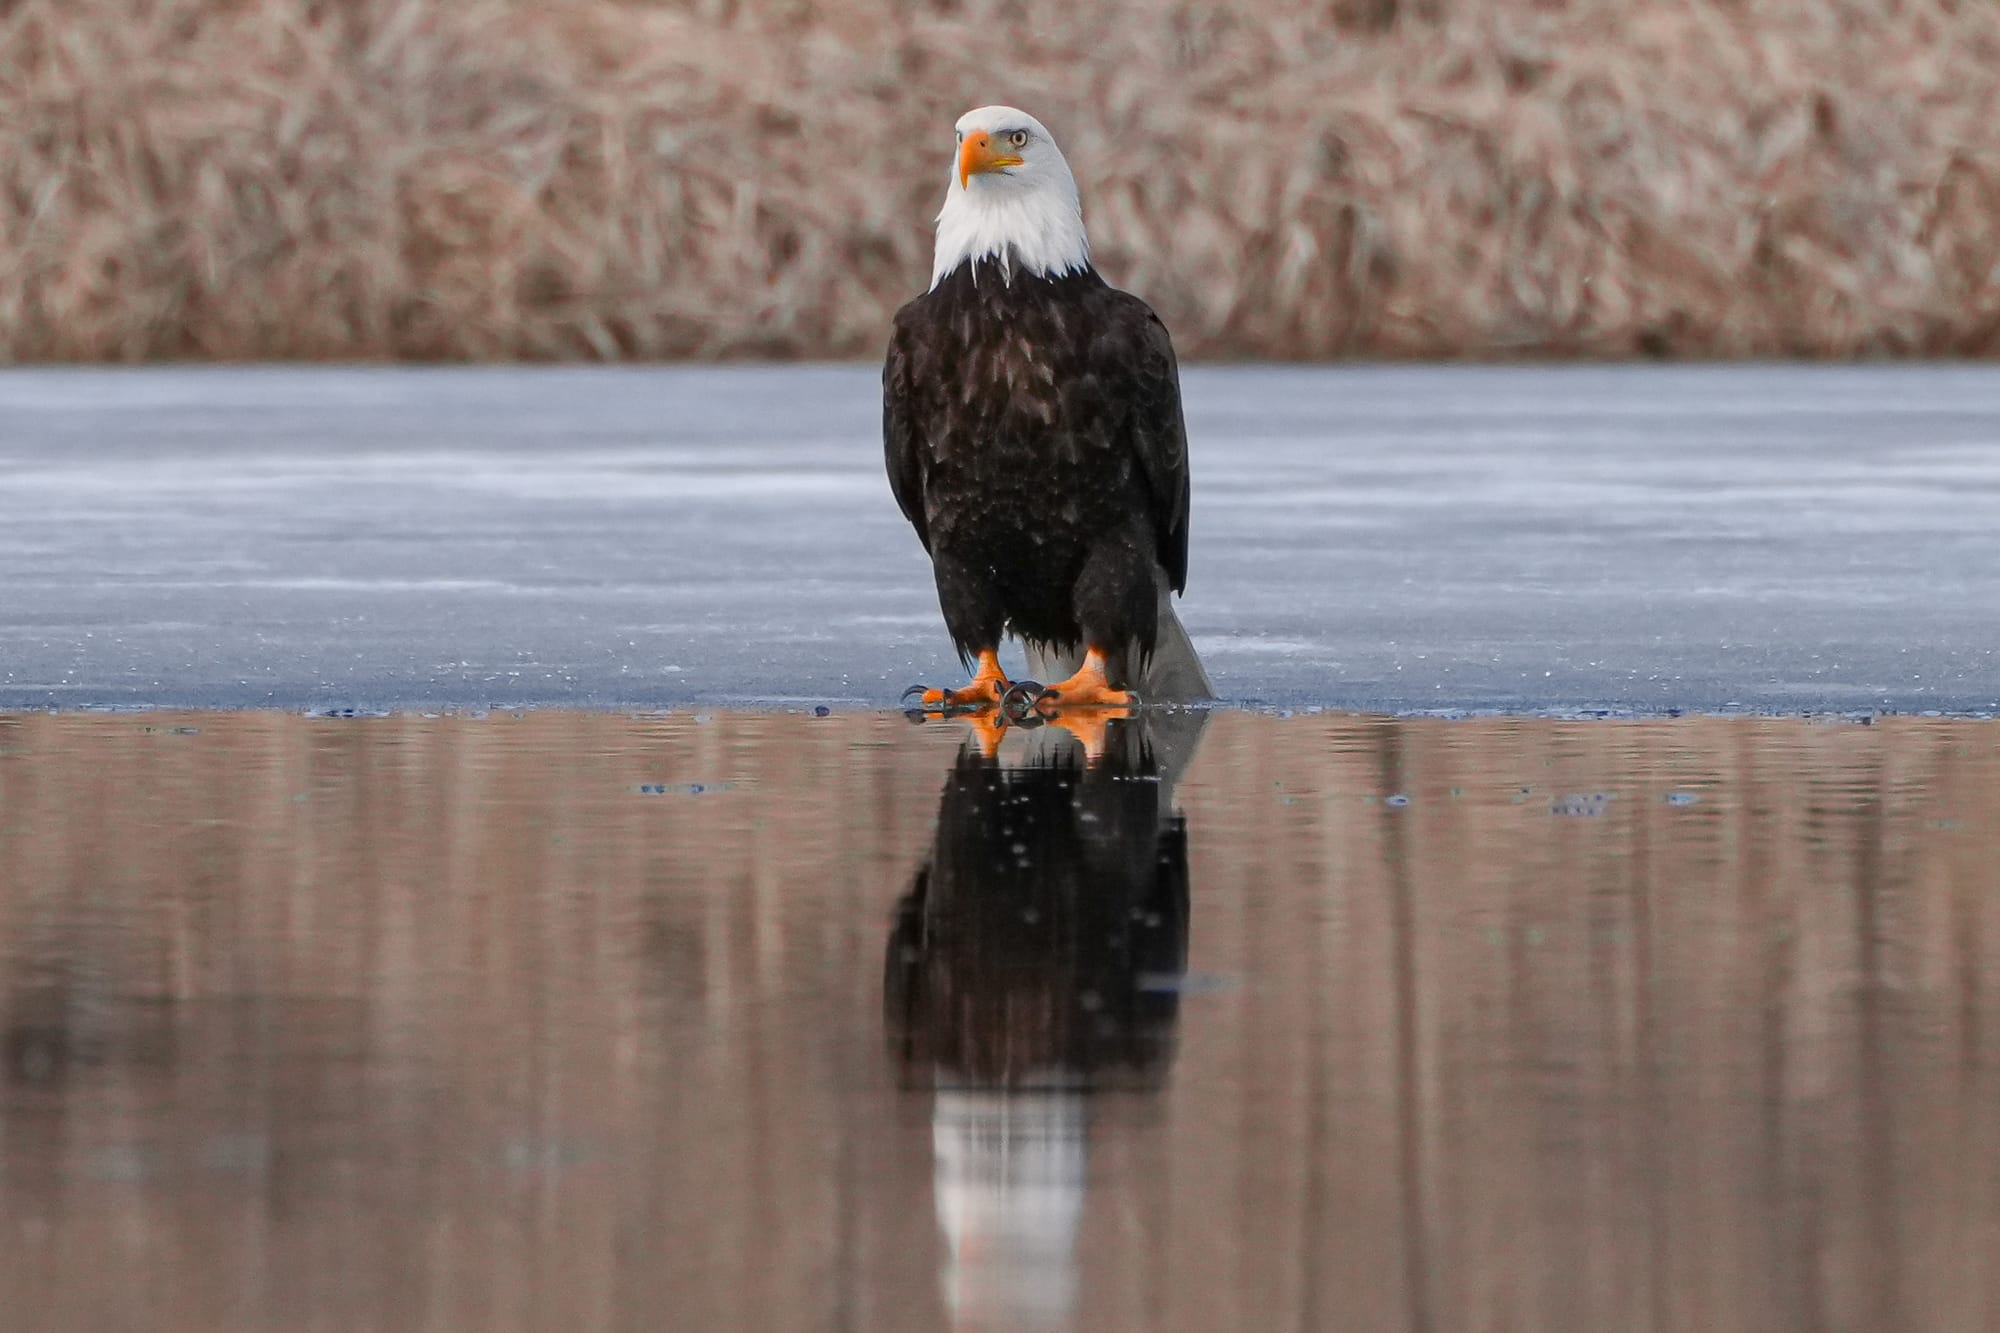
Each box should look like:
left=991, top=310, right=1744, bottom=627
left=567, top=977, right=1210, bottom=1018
left=1, top=0, right=1998, bottom=361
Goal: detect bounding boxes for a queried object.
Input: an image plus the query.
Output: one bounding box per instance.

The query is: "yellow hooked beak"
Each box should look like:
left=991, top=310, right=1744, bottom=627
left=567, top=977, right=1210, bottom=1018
left=958, top=130, right=1023, bottom=188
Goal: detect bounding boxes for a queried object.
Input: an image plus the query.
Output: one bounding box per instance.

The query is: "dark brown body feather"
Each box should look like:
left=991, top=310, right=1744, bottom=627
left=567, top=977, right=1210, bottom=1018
left=883, top=264, right=1191, bottom=683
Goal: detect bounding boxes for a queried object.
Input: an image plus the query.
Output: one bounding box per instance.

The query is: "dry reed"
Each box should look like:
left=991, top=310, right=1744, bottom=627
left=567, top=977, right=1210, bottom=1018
left=1, top=0, right=1997, bottom=361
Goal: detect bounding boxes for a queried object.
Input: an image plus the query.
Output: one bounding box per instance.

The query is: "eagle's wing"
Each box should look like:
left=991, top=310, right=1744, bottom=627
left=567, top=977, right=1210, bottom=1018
left=882, top=304, right=932, bottom=553
left=1096, top=291, right=1191, bottom=594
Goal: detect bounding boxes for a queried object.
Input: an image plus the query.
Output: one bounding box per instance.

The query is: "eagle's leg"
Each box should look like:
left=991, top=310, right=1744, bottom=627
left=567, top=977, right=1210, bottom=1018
left=1036, top=647, right=1133, bottom=709
left=911, top=647, right=1011, bottom=709
left=911, top=554, right=1012, bottom=710
left=1037, top=536, right=1152, bottom=710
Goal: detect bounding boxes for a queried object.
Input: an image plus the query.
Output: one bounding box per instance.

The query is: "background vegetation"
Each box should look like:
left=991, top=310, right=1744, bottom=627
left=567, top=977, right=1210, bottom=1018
left=2, top=0, right=1997, bottom=361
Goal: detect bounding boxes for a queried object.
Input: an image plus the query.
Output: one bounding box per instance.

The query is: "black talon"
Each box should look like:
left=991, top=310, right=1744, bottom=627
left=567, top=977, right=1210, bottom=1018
left=900, top=684, right=931, bottom=706
left=1000, top=680, right=1045, bottom=720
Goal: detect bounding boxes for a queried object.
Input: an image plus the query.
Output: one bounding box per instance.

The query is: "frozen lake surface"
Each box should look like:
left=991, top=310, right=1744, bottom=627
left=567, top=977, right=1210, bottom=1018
left=0, top=364, right=1995, bottom=713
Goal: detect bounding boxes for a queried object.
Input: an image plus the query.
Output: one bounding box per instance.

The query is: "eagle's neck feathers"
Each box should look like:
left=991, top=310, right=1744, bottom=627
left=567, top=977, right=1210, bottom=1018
left=929, top=167, right=1090, bottom=291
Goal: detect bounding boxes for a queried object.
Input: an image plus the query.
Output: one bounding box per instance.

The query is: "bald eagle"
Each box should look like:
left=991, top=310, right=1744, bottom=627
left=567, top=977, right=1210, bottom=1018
left=885, top=106, right=1212, bottom=709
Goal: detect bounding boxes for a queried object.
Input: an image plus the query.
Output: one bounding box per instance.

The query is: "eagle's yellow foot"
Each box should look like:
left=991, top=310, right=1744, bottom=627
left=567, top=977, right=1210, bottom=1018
left=912, top=681, right=1004, bottom=708
left=1033, top=648, right=1133, bottom=710
left=904, top=648, right=1010, bottom=711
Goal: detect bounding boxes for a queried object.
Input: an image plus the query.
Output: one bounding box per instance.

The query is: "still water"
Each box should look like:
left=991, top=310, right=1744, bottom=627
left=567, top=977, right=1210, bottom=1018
left=0, top=708, right=1994, bottom=1331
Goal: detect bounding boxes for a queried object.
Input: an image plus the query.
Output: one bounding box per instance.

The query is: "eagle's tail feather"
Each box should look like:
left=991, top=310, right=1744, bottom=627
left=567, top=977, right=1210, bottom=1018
left=1134, top=593, right=1214, bottom=704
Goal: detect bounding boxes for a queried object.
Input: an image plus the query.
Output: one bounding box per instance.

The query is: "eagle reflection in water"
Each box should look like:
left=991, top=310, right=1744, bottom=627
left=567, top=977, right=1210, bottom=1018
left=884, top=709, right=1206, bottom=1331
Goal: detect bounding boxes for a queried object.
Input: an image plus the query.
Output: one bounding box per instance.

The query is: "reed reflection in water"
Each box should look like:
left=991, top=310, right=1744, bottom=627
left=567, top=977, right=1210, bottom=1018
left=0, top=708, right=1994, bottom=1331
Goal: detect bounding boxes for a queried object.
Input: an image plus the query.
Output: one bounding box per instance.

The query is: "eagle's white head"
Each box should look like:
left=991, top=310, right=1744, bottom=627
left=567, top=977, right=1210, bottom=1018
left=929, top=106, right=1091, bottom=291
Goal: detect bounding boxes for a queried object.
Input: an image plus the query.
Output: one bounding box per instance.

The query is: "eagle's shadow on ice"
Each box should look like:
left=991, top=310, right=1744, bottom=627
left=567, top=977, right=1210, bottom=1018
left=882, top=709, right=1207, bottom=1329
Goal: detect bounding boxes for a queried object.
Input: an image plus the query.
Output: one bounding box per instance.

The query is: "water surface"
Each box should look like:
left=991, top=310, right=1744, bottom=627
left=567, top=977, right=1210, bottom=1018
left=0, top=709, right=1995, bottom=1331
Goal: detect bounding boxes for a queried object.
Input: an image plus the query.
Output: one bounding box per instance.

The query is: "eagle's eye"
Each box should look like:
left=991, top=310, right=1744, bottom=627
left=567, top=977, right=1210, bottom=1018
left=1007, top=130, right=1029, bottom=148
left=955, top=131, right=964, bottom=144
